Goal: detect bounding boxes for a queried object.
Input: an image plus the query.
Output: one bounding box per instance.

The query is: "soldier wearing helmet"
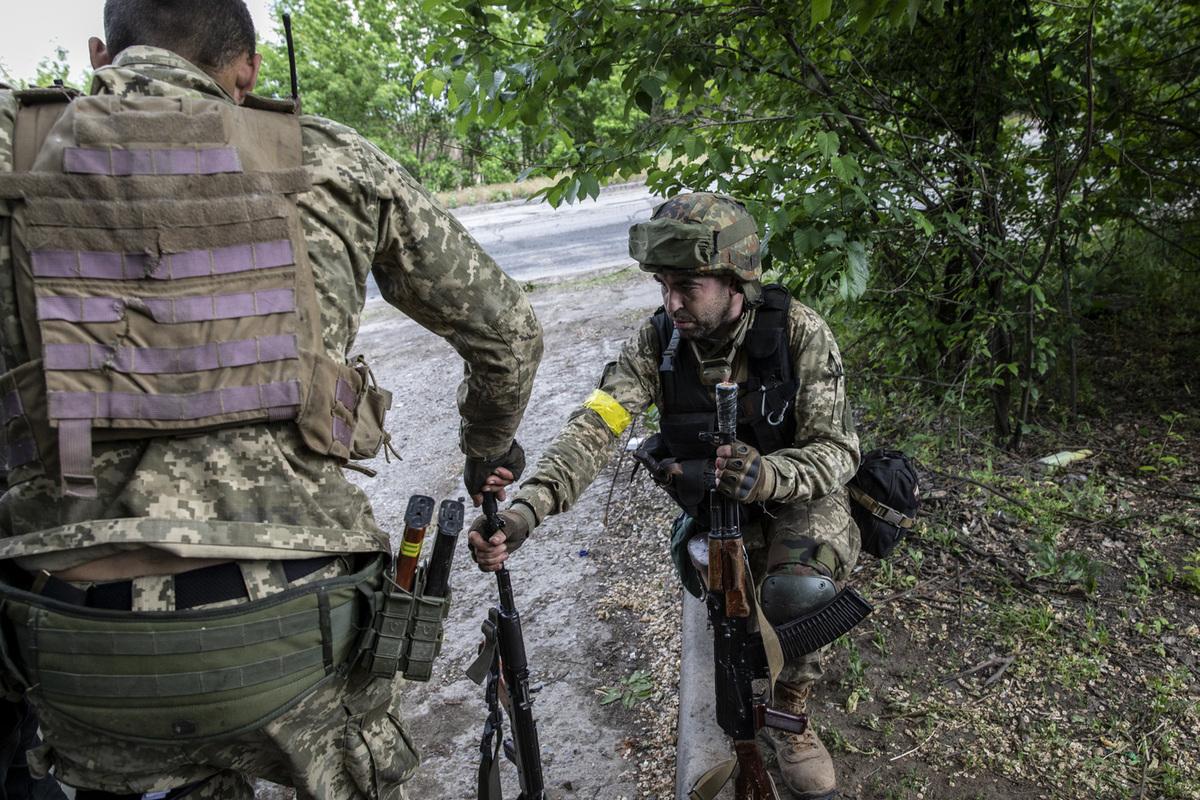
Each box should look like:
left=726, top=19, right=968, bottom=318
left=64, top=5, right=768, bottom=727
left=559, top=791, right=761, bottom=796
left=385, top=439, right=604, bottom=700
left=470, top=191, right=861, bottom=799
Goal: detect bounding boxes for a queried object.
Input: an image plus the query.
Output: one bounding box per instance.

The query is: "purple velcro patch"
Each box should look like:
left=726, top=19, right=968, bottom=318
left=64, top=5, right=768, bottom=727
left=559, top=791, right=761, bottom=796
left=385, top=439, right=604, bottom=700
left=332, top=415, right=353, bottom=447
left=48, top=381, right=303, bottom=423
left=335, top=378, right=359, bottom=410
left=211, top=245, right=254, bottom=274
left=31, top=251, right=79, bottom=278
left=166, top=249, right=212, bottom=279
left=44, top=343, right=98, bottom=371
left=256, top=334, right=299, bottom=363
left=37, top=296, right=124, bottom=323
left=85, top=251, right=129, bottom=280
left=198, top=148, right=243, bottom=174
left=254, top=289, right=295, bottom=315
left=63, top=147, right=243, bottom=176
left=111, top=149, right=155, bottom=176
left=47, top=392, right=98, bottom=420
left=63, top=148, right=112, bottom=175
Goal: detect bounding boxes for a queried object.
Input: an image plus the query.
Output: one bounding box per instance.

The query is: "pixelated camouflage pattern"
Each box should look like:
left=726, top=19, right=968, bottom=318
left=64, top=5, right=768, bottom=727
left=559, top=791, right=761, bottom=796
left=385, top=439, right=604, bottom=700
left=0, top=47, right=542, bottom=564
left=28, top=666, right=414, bottom=799
left=639, top=192, right=761, bottom=281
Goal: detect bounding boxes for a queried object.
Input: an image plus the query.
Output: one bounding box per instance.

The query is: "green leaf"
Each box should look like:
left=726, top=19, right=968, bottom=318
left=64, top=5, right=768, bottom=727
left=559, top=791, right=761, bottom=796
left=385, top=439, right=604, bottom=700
left=843, top=241, right=870, bottom=299
left=815, top=131, right=840, bottom=160
left=579, top=173, right=601, bottom=200
left=812, top=0, right=833, bottom=26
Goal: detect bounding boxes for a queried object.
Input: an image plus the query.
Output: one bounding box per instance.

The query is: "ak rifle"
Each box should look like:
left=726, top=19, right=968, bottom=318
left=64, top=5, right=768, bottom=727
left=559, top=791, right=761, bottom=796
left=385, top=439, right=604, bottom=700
left=701, top=381, right=805, bottom=799
left=468, top=494, right=545, bottom=800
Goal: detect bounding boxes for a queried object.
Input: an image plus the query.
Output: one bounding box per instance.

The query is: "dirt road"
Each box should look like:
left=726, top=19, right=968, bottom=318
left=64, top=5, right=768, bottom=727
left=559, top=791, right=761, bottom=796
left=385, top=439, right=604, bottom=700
left=351, top=268, right=664, bottom=799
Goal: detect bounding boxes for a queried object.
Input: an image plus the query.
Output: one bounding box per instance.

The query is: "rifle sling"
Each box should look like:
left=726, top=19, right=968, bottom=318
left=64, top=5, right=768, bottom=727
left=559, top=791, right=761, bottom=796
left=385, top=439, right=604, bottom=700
left=688, top=758, right=737, bottom=800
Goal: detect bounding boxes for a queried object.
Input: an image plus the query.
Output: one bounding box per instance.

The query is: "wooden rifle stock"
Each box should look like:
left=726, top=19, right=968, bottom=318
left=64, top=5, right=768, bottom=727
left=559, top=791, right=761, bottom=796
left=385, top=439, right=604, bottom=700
left=734, top=741, right=776, bottom=799
left=707, top=381, right=751, bottom=618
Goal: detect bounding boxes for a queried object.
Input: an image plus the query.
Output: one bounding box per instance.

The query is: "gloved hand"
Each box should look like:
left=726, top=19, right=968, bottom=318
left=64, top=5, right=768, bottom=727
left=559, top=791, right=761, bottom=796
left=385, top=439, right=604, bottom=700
left=714, top=439, right=777, bottom=503
left=632, top=433, right=683, bottom=486
left=467, top=502, right=536, bottom=572
left=464, top=440, right=527, bottom=502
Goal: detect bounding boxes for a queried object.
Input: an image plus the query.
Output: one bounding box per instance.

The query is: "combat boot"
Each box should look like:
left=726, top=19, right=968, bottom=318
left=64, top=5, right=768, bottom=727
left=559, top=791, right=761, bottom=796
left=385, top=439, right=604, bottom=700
left=758, top=681, right=837, bottom=800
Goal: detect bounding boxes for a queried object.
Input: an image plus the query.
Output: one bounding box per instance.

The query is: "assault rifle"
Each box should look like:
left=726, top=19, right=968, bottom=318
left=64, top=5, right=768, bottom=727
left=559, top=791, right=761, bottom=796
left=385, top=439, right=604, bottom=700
left=698, top=381, right=804, bottom=799
left=466, top=494, right=545, bottom=800
left=694, top=381, right=873, bottom=799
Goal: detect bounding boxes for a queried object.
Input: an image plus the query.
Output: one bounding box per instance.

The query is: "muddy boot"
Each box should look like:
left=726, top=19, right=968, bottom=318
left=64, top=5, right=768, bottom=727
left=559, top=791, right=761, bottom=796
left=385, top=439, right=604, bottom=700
left=758, top=682, right=837, bottom=800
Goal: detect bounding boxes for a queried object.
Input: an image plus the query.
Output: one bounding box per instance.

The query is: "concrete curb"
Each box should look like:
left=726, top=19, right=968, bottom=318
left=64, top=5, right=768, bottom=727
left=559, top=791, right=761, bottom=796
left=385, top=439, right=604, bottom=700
left=676, top=592, right=735, bottom=799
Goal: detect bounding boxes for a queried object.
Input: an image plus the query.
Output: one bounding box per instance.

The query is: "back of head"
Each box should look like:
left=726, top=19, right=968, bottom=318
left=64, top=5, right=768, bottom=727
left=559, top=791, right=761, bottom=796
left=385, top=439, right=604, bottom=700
left=628, top=192, right=762, bottom=297
left=104, top=0, right=256, bottom=70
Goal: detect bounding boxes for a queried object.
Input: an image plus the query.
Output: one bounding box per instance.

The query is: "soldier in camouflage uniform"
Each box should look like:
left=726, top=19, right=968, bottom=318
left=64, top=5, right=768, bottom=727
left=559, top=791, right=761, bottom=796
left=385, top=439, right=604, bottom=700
left=0, top=1, right=540, bottom=798
left=470, top=193, right=859, bottom=799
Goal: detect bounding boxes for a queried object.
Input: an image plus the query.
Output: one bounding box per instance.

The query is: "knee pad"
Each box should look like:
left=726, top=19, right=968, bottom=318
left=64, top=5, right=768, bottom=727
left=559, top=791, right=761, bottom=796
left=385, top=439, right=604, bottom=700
left=759, top=571, right=838, bottom=628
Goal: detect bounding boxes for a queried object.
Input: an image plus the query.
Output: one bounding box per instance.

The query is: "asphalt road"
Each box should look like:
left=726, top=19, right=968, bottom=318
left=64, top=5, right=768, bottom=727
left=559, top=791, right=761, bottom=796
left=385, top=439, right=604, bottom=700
left=367, top=183, right=659, bottom=299
left=453, top=182, right=660, bottom=281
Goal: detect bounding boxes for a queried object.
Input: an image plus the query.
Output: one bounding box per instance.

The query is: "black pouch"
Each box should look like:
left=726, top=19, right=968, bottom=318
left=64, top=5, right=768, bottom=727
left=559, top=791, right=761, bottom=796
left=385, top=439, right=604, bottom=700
left=848, top=449, right=920, bottom=558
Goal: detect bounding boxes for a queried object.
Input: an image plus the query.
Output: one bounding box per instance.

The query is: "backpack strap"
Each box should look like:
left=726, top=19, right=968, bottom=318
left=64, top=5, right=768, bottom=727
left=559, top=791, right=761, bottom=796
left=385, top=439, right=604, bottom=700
left=846, top=484, right=915, bottom=529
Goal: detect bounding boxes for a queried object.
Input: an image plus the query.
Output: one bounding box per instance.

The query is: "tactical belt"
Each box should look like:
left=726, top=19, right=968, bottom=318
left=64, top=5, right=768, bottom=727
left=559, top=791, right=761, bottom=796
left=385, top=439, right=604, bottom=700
left=34, top=555, right=336, bottom=611
left=0, top=555, right=383, bottom=744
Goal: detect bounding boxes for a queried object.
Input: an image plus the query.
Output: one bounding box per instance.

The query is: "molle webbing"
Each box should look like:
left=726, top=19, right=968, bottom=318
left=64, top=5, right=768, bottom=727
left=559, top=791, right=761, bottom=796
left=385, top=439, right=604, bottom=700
left=31, top=240, right=295, bottom=280
left=0, top=558, right=382, bottom=743
left=74, top=109, right=225, bottom=145
left=44, top=335, right=299, bottom=373
left=37, top=288, right=296, bottom=323
left=48, top=381, right=301, bottom=421
left=0, top=170, right=311, bottom=202
left=32, top=602, right=356, bottom=698
left=63, top=146, right=242, bottom=176
left=0, top=93, right=388, bottom=495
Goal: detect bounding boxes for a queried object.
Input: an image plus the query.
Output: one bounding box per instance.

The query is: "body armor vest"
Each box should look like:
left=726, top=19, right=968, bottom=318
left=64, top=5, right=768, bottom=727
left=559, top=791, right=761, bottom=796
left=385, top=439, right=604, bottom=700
left=650, top=284, right=799, bottom=521
left=0, top=91, right=390, bottom=497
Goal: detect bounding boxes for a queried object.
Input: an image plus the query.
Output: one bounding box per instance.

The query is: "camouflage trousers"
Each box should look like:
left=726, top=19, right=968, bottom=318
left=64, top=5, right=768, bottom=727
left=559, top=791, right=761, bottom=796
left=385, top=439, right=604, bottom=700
left=28, top=666, right=417, bottom=800
left=744, top=488, right=861, bottom=686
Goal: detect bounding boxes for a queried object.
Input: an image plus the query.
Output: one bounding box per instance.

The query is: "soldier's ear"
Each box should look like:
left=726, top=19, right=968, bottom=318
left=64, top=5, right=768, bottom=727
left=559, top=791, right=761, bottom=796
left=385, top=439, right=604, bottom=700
left=89, top=37, right=112, bottom=69
left=231, top=52, right=263, bottom=104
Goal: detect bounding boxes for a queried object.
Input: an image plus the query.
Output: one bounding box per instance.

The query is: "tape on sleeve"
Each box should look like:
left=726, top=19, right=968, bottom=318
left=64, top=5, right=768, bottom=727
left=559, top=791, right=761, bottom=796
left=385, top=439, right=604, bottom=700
left=583, top=389, right=632, bottom=437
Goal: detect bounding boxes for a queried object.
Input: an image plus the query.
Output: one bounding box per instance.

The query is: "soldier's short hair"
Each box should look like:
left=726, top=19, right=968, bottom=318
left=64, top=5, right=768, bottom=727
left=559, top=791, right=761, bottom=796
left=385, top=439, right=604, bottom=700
left=104, top=0, right=257, bottom=70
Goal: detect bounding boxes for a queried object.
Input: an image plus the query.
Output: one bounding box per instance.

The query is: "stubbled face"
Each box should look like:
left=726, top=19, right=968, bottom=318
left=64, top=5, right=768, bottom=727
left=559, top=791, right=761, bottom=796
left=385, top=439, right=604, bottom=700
left=654, top=272, right=742, bottom=340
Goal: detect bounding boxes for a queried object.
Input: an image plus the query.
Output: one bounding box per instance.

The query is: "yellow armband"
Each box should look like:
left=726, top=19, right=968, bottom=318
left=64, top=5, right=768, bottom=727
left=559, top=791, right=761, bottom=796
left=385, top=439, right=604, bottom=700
left=583, top=389, right=632, bottom=436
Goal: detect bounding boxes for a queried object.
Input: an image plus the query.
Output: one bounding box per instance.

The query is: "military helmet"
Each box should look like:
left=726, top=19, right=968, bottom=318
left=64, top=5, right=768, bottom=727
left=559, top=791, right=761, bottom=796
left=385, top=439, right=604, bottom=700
left=628, top=192, right=762, bottom=285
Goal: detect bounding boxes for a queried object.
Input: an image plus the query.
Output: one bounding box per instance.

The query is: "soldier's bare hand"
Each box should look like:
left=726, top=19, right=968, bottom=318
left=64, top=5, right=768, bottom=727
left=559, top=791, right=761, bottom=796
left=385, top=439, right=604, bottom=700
left=468, top=526, right=511, bottom=572
left=470, top=466, right=514, bottom=507
left=466, top=507, right=532, bottom=571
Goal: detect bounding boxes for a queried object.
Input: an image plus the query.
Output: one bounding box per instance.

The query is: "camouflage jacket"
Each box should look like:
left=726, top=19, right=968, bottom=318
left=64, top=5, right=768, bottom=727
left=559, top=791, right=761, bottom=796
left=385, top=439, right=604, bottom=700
left=514, top=299, right=858, bottom=524
left=0, top=48, right=542, bottom=570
